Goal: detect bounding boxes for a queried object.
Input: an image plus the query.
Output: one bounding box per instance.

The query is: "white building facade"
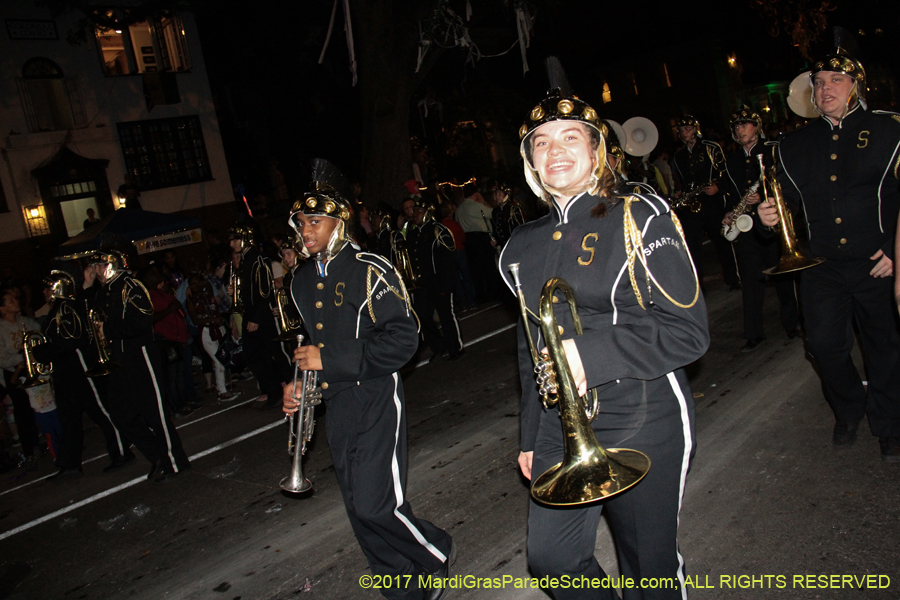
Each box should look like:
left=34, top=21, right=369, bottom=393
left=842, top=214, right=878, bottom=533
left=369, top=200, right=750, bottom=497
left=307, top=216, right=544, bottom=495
left=0, top=2, right=232, bottom=262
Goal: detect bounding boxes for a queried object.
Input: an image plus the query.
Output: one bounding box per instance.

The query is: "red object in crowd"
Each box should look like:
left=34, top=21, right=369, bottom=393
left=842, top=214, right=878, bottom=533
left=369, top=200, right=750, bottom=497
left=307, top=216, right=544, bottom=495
left=441, top=218, right=466, bottom=251
left=150, top=287, right=188, bottom=344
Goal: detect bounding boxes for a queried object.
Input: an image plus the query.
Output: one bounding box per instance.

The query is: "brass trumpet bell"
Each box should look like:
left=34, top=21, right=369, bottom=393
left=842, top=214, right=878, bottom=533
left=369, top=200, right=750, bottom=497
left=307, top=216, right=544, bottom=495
left=521, top=274, right=650, bottom=506
left=760, top=161, right=824, bottom=275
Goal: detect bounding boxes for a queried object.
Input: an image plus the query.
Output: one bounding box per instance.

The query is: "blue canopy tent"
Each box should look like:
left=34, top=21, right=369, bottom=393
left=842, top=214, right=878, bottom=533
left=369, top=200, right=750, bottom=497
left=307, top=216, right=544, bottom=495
left=56, top=208, right=202, bottom=258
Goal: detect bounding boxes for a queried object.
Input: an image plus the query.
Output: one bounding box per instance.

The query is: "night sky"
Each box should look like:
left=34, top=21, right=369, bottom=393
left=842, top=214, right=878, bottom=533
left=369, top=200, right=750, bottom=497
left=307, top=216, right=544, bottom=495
left=194, top=0, right=899, bottom=193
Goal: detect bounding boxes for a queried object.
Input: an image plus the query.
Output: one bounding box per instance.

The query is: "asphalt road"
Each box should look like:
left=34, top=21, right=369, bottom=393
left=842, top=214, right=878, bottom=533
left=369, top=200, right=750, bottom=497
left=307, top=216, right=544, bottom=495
left=1, top=249, right=899, bottom=600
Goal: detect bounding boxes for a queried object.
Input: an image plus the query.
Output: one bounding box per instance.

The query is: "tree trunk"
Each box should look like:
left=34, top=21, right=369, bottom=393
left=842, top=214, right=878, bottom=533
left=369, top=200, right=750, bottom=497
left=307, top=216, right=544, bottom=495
left=352, top=0, right=441, bottom=208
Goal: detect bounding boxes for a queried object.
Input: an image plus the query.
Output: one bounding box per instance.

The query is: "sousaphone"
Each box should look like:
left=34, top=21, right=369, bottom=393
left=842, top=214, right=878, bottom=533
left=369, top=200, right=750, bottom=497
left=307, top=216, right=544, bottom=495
left=787, top=71, right=818, bottom=119
left=623, top=117, right=659, bottom=157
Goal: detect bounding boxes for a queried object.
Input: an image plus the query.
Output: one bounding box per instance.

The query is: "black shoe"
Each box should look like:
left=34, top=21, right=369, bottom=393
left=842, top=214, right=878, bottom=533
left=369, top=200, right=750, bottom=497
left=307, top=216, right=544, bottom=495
left=49, top=467, right=83, bottom=481
left=147, top=459, right=166, bottom=481
left=833, top=421, right=859, bottom=448
left=428, top=351, right=446, bottom=364
left=880, top=438, right=900, bottom=462
left=445, top=349, right=466, bottom=361
left=423, top=541, right=457, bottom=600
left=255, top=400, right=279, bottom=411
left=740, top=337, right=764, bottom=353
left=786, top=327, right=803, bottom=340
left=155, top=463, right=191, bottom=483
left=103, top=451, right=136, bottom=473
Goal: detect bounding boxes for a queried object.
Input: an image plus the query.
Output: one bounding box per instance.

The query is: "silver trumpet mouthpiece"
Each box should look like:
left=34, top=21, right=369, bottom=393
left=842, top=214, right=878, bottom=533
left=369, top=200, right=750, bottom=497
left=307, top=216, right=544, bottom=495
left=509, top=262, right=521, bottom=281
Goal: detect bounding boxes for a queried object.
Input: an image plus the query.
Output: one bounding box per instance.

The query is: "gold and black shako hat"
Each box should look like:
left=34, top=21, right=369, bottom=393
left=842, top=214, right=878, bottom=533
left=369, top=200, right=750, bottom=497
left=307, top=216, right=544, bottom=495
left=810, top=53, right=867, bottom=107
left=227, top=225, right=256, bottom=248
left=518, top=89, right=607, bottom=201
left=43, top=270, right=76, bottom=301
left=730, top=105, right=761, bottom=129
left=288, top=183, right=354, bottom=259
left=676, top=115, right=700, bottom=130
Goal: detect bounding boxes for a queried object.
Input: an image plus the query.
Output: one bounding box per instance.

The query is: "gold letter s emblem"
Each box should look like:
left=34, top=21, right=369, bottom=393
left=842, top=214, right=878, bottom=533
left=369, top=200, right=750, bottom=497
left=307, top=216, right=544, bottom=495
left=857, top=130, right=870, bottom=148
left=578, top=233, right=599, bottom=266
left=334, top=282, right=345, bottom=306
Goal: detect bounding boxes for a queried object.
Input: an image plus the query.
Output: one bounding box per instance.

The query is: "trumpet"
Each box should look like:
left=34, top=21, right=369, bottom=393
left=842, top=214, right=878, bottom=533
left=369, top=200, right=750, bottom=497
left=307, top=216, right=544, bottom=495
left=274, top=287, right=302, bottom=342
left=721, top=155, right=765, bottom=242
left=85, top=307, right=120, bottom=378
left=20, top=324, right=52, bottom=389
left=281, top=334, right=322, bottom=494
left=761, top=156, right=824, bottom=275
left=225, top=264, right=244, bottom=315
left=509, top=264, right=650, bottom=506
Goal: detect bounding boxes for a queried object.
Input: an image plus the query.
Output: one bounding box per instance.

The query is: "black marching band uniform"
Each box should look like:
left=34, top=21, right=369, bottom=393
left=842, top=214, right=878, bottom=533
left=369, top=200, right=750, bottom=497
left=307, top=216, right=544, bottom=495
left=774, top=48, right=900, bottom=458
left=721, top=107, right=799, bottom=347
left=672, top=117, right=741, bottom=289
left=502, top=89, right=709, bottom=599
left=88, top=250, right=190, bottom=479
left=231, top=227, right=290, bottom=408
left=406, top=198, right=464, bottom=361
left=288, top=177, right=453, bottom=600
left=490, top=187, right=525, bottom=249
left=275, top=241, right=307, bottom=354
left=35, top=271, right=131, bottom=477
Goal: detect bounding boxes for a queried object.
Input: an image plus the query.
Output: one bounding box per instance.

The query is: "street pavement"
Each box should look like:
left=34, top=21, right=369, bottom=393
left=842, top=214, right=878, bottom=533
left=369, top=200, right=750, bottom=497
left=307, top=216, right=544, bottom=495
left=1, top=249, right=899, bottom=600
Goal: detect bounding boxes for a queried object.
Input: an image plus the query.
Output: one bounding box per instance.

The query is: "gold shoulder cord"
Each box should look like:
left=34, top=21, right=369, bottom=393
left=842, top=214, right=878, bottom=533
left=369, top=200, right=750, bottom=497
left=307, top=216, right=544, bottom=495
left=623, top=195, right=700, bottom=310
left=125, top=279, right=155, bottom=315
left=55, top=303, right=83, bottom=340
left=365, top=264, right=420, bottom=331
left=435, top=224, right=456, bottom=251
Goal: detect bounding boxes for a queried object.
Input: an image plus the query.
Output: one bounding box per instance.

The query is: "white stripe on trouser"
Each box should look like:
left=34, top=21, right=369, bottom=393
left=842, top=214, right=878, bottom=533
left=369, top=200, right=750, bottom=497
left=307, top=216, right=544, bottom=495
left=201, top=327, right=228, bottom=394
left=389, top=372, right=447, bottom=563
left=667, top=371, right=692, bottom=600
left=448, top=293, right=463, bottom=350
left=77, top=348, right=124, bottom=455
left=142, top=346, right=178, bottom=473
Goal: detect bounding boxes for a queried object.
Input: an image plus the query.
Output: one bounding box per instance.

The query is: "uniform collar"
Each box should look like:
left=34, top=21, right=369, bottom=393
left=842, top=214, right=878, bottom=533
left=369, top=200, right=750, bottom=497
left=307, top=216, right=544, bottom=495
left=742, top=140, right=759, bottom=156
left=550, top=191, right=589, bottom=225
left=821, top=103, right=864, bottom=130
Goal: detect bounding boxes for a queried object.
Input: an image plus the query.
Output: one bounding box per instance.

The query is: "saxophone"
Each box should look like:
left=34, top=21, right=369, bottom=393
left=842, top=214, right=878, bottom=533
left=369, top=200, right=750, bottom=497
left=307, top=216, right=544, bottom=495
left=721, top=154, right=765, bottom=242
left=669, top=183, right=704, bottom=213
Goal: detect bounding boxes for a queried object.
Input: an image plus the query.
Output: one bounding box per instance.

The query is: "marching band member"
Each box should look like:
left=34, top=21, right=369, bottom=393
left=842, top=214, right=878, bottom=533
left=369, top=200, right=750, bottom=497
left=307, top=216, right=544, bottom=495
left=84, top=249, right=190, bottom=481
left=35, top=271, right=132, bottom=478
left=227, top=226, right=290, bottom=409
left=720, top=106, right=800, bottom=352
left=283, top=171, right=454, bottom=600
left=672, top=115, right=741, bottom=291
left=758, top=35, right=900, bottom=460
left=406, top=197, right=464, bottom=362
left=500, top=84, right=709, bottom=599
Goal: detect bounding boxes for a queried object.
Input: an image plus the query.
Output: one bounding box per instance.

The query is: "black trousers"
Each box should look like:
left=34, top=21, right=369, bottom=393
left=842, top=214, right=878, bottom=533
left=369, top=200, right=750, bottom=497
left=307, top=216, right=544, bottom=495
left=412, top=287, right=462, bottom=358
left=800, top=260, right=900, bottom=439
left=464, top=232, right=499, bottom=303
left=527, top=372, right=695, bottom=600
left=242, top=319, right=290, bottom=403
left=55, top=352, right=125, bottom=469
left=327, top=375, right=452, bottom=600
left=678, top=201, right=739, bottom=288
left=106, top=343, right=189, bottom=472
left=733, top=233, right=798, bottom=340
left=3, top=371, right=38, bottom=458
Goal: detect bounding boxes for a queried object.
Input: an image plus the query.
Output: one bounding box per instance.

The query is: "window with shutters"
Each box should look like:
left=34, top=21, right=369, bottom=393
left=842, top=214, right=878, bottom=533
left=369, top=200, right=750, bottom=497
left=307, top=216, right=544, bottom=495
left=117, top=115, right=212, bottom=191
left=95, top=12, right=190, bottom=76
left=19, top=58, right=84, bottom=132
